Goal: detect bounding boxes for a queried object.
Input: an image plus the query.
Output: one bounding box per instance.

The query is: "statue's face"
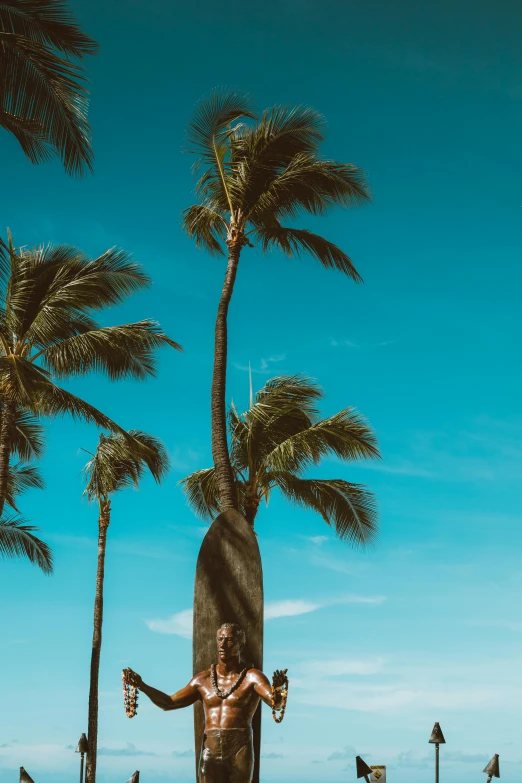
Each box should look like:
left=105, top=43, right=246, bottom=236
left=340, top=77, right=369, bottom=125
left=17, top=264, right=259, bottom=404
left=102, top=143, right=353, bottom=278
left=216, top=627, right=242, bottom=661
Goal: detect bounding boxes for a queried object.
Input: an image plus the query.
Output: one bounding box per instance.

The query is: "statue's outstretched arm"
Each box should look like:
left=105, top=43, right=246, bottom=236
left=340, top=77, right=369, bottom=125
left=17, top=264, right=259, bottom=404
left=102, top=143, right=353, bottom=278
left=129, top=673, right=199, bottom=712
left=166, top=678, right=201, bottom=711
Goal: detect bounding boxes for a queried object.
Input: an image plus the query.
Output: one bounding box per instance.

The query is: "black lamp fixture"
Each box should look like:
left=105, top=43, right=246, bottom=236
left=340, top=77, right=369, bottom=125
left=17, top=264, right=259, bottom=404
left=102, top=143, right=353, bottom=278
left=428, top=722, right=446, bottom=783
left=126, top=772, right=140, bottom=783
left=19, top=767, right=35, bottom=783
left=356, top=755, right=373, bottom=783
left=483, top=754, right=500, bottom=783
left=75, top=733, right=89, bottom=783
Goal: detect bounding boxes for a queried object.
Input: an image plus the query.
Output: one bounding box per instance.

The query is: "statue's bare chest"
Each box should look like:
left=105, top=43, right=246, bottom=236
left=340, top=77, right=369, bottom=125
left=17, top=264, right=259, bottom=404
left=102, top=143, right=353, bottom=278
left=200, top=671, right=256, bottom=708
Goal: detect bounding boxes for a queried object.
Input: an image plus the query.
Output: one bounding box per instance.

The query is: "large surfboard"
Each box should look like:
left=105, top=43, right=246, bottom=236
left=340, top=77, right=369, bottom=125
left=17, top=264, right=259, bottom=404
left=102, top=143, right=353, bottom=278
left=193, top=509, right=264, bottom=783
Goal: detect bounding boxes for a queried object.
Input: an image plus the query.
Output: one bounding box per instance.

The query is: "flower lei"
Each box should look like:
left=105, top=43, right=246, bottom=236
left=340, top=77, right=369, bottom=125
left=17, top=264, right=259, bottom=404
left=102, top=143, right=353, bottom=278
left=271, top=673, right=289, bottom=723
left=122, top=670, right=139, bottom=718
left=210, top=663, right=251, bottom=699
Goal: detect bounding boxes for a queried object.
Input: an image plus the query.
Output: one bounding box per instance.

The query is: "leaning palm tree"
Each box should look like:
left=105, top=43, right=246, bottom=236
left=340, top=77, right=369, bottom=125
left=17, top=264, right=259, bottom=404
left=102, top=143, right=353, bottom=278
left=183, top=90, right=370, bottom=513
left=82, top=431, right=169, bottom=783
left=0, top=0, right=98, bottom=175
left=181, top=374, right=380, bottom=541
left=0, top=233, right=181, bottom=518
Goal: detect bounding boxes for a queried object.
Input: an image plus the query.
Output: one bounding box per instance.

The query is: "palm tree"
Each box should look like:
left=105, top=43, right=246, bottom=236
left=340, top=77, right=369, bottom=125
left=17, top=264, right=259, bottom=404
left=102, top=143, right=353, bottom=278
left=181, top=374, right=380, bottom=542
left=0, top=405, right=52, bottom=573
left=82, top=431, right=170, bottom=783
left=0, top=0, right=98, bottom=175
left=0, top=232, right=181, bottom=518
left=183, top=90, right=370, bottom=513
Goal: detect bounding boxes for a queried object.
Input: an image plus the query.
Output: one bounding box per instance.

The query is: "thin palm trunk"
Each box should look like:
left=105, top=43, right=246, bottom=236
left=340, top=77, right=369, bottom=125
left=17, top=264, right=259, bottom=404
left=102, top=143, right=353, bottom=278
left=211, top=241, right=242, bottom=511
left=244, top=484, right=260, bottom=527
left=85, top=498, right=110, bottom=783
left=0, top=398, right=16, bottom=517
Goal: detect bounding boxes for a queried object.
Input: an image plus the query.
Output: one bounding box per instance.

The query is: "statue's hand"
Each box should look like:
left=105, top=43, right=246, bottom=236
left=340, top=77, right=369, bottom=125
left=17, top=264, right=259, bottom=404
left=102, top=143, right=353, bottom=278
left=123, top=668, right=143, bottom=689
left=272, top=669, right=288, bottom=691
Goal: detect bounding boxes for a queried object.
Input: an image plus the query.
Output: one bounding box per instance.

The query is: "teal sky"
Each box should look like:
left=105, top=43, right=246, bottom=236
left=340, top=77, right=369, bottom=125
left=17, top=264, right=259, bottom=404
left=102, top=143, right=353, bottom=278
left=1, top=0, right=522, bottom=782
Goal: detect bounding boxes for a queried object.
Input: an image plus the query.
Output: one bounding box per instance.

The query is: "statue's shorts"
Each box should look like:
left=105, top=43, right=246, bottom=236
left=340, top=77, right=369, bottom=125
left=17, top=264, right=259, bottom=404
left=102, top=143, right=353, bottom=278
left=199, top=728, right=254, bottom=783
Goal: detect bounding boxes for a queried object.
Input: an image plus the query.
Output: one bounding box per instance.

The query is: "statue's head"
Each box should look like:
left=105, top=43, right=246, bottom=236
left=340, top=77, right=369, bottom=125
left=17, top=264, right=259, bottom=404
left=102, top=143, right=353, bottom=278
left=216, top=623, right=246, bottom=661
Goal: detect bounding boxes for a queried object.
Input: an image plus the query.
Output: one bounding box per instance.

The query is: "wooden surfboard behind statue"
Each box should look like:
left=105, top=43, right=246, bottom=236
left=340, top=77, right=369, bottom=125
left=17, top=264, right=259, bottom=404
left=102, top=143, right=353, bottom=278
left=193, top=509, right=264, bottom=783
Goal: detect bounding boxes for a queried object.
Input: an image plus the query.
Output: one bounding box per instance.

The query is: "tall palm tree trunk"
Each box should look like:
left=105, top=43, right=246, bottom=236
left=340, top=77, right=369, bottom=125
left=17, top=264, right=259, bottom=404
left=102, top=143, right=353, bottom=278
left=211, top=241, right=242, bottom=510
left=85, top=499, right=111, bottom=783
left=0, top=398, right=16, bottom=517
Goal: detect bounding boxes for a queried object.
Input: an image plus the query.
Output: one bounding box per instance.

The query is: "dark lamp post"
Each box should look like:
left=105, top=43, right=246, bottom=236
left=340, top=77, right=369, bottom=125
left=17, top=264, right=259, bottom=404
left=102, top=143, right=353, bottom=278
left=483, top=754, right=500, bottom=782
left=428, top=722, right=446, bottom=783
left=20, top=768, right=35, bottom=783
left=356, top=756, right=373, bottom=783
left=75, top=733, right=89, bottom=783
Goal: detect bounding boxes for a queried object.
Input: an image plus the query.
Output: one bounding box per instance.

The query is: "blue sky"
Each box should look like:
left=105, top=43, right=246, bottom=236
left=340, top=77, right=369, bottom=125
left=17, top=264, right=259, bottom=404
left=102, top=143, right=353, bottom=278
left=1, top=0, right=522, bottom=781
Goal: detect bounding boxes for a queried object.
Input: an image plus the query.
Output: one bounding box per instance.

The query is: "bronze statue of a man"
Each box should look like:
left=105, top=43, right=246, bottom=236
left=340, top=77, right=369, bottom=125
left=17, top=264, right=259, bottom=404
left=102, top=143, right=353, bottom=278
left=124, top=623, right=287, bottom=783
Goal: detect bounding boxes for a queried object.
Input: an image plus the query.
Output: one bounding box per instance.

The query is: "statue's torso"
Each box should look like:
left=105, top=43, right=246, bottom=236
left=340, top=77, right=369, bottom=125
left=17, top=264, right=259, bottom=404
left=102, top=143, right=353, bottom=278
left=195, top=668, right=261, bottom=730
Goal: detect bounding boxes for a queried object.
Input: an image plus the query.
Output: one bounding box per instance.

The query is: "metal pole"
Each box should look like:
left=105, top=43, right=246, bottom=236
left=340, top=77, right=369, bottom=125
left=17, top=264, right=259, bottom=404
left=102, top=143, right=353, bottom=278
left=79, top=752, right=85, bottom=783
left=435, top=742, right=439, bottom=783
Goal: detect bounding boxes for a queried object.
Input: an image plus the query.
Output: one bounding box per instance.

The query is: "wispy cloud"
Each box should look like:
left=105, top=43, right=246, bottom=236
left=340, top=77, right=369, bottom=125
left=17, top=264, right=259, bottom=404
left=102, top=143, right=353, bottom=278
left=327, top=746, right=357, bottom=761
left=233, top=354, right=286, bottom=374
left=466, top=618, right=522, bottom=633
left=147, top=594, right=385, bottom=637
left=330, top=338, right=360, bottom=348
left=301, top=658, right=385, bottom=676
left=308, top=535, right=329, bottom=545
left=265, top=599, right=320, bottom=619
left=98, top=743, right=156, bottom=757
left=171, top=749, right=194, bottom=758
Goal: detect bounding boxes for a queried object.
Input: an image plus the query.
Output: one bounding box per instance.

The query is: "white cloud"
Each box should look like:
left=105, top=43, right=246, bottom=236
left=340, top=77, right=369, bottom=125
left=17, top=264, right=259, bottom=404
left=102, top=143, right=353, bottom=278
left=145, top=608, right=193, bottom=638
left=265, top=600, right=320, bottom=619
left=146, top=594, right=385, bottom=637
left=308, top=535, right=329, bottom=545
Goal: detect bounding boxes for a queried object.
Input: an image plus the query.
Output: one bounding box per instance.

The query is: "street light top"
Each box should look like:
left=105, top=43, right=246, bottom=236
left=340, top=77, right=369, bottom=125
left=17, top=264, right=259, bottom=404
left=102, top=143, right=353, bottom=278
left=483, top=754, right=500, bottom=778
left=126, top=772, right=140, bottom=783
left=20, top=767, right=35, bottom=783
left=428, top=722, right=446, bottom=744
left=356, top=756, right=374, bottom=779
left=75, top=733, right=89, bottom=755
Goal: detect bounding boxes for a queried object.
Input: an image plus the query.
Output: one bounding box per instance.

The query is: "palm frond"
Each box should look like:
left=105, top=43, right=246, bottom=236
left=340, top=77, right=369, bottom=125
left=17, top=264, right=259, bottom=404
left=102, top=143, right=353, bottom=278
left=179, top=467, right=221, bottom=521
left=40, top=320, right=182, bottom=379
left=0, top=355, right=130, bottom=437
left=0, top=0, right=98, bottom=58
left=83, top=430, right=170, bottom=501
left=276, top=474, right=378, bottom=547
left=0, top=108, right=51, bottom=163
left=233, top=375, right=322, bottom=470
left=235, top=105, right=325, bottom=166
left=231, top=105, right=327, bottom=209
left=255, top=224, right=363, bottom=281
left=5, top=461, right=44, bottom=511
left=10, top=407, right=45, bottom=459
left=185, top=88, right=256, bottom=163
left=0, top=513, right=53, bottom=572
left=181, top=203, right=227, bottom=256
left=13, top=244, right=150, bottom=344
left=248, top=154, right=370, bottom=223
left=262, top=407, right=380, bottom=475
left=0, top=31, right=93, bottom=175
